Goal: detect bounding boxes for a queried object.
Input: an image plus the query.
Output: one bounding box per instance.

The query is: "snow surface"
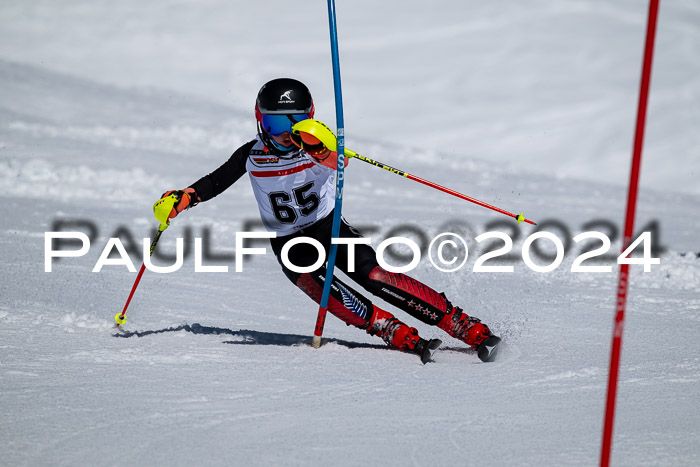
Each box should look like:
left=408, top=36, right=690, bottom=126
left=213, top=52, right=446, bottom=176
left=2, top=1, right=700, bottom=466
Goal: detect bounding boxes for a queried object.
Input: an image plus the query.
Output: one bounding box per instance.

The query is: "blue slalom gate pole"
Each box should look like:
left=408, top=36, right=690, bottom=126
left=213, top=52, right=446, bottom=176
left=312, top=0, right=346, bottom=348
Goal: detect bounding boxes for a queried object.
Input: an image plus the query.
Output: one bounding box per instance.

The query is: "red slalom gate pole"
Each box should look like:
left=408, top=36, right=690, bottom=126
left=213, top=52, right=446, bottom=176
left=600, top=1, right=659, bottom=465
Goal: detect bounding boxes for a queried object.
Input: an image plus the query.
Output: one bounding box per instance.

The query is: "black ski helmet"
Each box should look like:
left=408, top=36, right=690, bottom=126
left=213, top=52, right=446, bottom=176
left=255, top=78, right=315, bottom=155
left=255, top=78, right=315, bottom=117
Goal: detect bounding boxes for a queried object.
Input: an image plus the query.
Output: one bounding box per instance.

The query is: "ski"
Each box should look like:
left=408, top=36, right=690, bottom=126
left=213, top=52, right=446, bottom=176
left=418, top=338, right=442, bottom=364
left=476, top=336, right=502, bottom=363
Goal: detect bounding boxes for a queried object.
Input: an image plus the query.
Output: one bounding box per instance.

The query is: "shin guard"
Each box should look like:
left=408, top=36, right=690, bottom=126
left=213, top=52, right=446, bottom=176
left=366, top=266, right=449, bottom=325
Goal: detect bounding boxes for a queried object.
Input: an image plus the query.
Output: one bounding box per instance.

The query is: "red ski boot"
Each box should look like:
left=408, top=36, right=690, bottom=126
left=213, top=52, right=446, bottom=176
left=368, top=306, right=441, bottom=364
left=437, top=305, right=501, bottom=362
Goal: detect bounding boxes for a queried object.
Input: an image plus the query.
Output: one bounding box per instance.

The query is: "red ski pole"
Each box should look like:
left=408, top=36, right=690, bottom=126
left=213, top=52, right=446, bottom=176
left=115, top=192, right=181, bottom=327
left=346, top=149, right=536, bottom=225
left=292, top=120, right=536, bottom=226
left=114, top=224, right=167, bottom=327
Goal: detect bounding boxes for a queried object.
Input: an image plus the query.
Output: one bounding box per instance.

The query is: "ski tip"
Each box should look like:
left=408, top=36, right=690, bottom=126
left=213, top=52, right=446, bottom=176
left=420, top=338, right=442, bottom=364
left=477, top=335, right=502, bottom=363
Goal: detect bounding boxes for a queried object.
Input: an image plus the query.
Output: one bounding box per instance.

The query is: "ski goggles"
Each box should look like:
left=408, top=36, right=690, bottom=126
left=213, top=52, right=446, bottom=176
left=260, top=113, right=310, bottom=136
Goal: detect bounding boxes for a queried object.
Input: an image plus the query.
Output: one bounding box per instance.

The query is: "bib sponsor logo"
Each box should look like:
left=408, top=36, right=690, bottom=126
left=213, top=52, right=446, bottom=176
left=252, top=157, right=280, bottom=164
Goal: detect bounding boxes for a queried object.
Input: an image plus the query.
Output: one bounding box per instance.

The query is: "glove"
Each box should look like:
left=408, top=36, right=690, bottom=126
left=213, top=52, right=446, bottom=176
left=154, top=188, right=198, bottom=224
left=290, top=122, right=349, bottom=170
left=307, top=144, right=350, bottom=171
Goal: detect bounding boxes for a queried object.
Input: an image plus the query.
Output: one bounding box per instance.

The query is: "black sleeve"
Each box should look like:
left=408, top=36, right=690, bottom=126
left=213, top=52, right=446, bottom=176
left=189, top=139, right=257, bottom=202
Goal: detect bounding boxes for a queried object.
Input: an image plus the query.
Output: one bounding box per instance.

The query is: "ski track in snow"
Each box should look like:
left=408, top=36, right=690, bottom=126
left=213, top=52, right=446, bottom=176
left=2, top=2, right=700, bottom=466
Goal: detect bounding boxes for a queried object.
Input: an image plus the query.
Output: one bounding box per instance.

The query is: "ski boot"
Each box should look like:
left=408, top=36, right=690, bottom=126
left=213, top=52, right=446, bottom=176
left=368, top=306, right=441, bottom=364
left=438, top=304, right=500, bottom=362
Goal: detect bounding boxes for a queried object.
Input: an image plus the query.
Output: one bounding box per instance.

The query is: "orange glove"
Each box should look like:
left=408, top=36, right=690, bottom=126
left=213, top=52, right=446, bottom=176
left=292, top=131, right=349, bottom=170
left=158, top=187, right=198, bottom=220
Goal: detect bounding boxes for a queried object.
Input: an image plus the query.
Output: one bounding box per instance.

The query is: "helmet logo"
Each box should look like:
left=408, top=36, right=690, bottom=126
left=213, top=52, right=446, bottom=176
left=279, top=90, right=294, bottom=103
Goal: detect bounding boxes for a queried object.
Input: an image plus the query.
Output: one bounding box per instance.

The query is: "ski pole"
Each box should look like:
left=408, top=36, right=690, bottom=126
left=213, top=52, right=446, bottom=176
left=114, top=193, right=180, bottom=327
left=114, top=224, right=167, bottom=326
left=346, top=149, right=536, bottom=225
left=291, top=119, right=536, bottom=225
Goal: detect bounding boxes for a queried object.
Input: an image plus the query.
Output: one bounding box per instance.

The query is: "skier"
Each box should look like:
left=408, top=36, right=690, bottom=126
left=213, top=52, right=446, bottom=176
left=158, top=78, right=501, bottom=363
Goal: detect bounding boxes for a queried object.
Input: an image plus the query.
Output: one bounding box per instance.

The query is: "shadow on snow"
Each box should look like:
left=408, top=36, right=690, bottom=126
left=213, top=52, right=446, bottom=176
left=112, top=322, right=474, bottom=354
left=114, top=322, right=385, bottom=350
